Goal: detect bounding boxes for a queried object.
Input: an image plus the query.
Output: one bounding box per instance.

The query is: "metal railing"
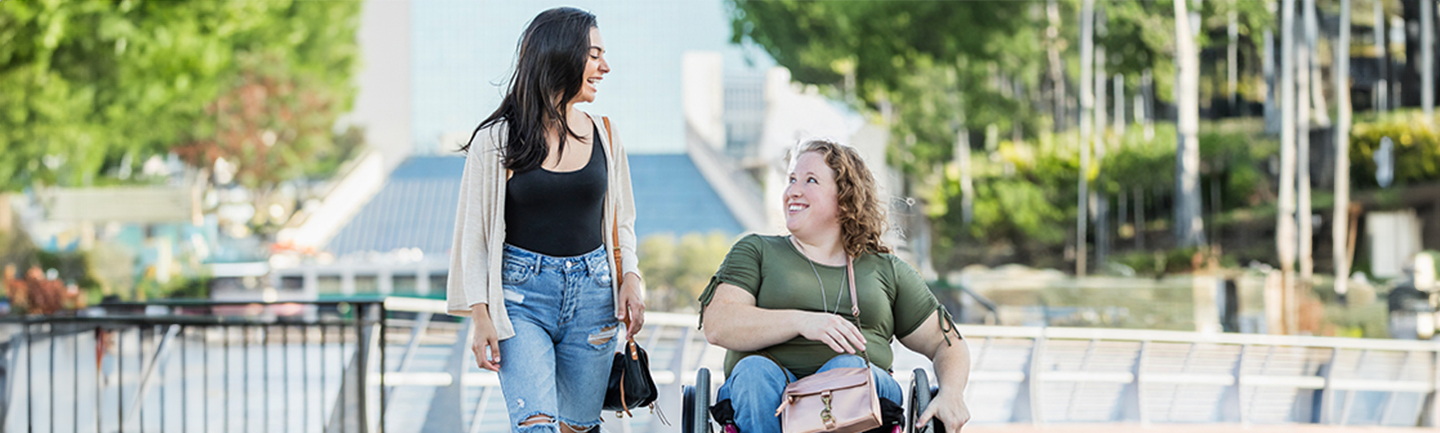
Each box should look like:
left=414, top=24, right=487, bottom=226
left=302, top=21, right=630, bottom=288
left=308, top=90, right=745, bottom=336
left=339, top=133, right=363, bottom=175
left=6, top=296, right=1437, bottom=431
left=1, top=299, right=388, bottom=433
left=952, top=324, right=1440, bottom=427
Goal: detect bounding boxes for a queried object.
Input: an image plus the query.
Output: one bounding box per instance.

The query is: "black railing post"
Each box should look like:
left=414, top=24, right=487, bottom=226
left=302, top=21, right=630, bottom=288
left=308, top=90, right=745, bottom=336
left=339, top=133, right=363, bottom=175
left=243, top=325, right=249, bottom=433
left=302, top=325, right=310, bottom=433
left=180, top=325, right=187, bottom=433
left=117, top=326, right=123, bottom=433
left=25, top=322, right=32, bottom=433
left=75, top=325, right=80, bottom=433
left=224, top=325, right=230, bottom=433
left=379, top=301, right=387, bottom=433
left=160, top=327, right=166, bottom=433
left=202, top=326, right=208, bottom=432
left=318, top=323, right=324, bottom=431
left=263, top=323, right=271, bottom=432
left=138, top=326, right=145, bottom=433
left=283, top=323, right=289, bottom=433
left=356, top=303, right=368, bottom=433
left=49, top=322, right=55, bottom=433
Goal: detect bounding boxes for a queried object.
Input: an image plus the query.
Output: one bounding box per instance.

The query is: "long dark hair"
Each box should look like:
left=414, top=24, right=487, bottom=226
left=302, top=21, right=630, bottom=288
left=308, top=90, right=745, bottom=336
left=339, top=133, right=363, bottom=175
left=461, top=7, right=596, bottom=172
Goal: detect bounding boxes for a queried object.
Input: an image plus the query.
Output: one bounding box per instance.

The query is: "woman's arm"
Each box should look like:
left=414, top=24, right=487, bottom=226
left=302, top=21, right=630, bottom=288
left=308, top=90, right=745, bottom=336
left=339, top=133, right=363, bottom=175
left=702, top=283, right=867, bottom=354
left=899, top=311, right=972, bottom=432
left=469, top=305, right=500, bottom=371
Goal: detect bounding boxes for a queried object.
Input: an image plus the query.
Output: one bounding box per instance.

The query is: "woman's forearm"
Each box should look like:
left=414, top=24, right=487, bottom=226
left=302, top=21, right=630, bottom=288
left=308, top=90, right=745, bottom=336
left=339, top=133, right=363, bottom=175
left=932, top=338, right=972, bottom=393
left=703, top=301, right=812, bottom=352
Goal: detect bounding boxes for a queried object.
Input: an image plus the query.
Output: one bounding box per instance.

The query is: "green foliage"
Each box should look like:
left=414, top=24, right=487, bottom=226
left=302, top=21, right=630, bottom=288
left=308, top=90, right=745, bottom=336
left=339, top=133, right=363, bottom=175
left=307, top=125, right=368, bottom=180
left=1099, top=0, right=1273, bottom=105
left=1350, top=113, right=1440, bottom=189
left=728, top=0, right=1275, bottom=183
left=0, top=225, right=39, bottom=273
left=1109, top=246, right=1237, bottom=277
left=134, top=273, right=210, bottom=300
left=34, top=249, right=103, bottom=294
left=637, top=232, right=735, bottom=313
left=729, top=1, right=1038, bottom=104
left=0, top=0, right=361, bottom=192
left=730, top=0, right=1046, bottom=179
left=929, top=121, right=1277, bottom=273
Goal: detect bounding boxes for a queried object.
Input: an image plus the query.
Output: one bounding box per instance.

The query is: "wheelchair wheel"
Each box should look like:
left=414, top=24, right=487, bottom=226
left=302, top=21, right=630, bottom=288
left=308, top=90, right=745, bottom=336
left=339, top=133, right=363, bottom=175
left=906, top=368, right=932, bottom=433
left=682, top=368, right=712, bottom=433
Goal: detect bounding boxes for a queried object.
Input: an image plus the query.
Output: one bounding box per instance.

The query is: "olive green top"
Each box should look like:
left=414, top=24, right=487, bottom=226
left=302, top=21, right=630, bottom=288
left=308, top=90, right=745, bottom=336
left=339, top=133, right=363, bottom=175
left=698, top=234, right=949, bottom=378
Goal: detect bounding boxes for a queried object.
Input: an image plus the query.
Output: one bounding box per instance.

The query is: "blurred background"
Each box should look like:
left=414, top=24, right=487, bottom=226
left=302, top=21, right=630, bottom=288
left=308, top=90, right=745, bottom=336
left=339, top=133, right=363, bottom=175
left=7, top=0, right=1440, bottom=339
left=8, top=0, right=1440, bottom=431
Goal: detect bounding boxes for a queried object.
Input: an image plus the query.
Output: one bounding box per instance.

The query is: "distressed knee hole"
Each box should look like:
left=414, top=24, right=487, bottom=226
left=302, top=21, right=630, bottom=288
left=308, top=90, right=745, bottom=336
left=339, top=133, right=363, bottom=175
left=560, top=422, right=593, bottom=433
left=520, top=414, right=554, bottom=427
left=588, top=324, right=618, bottom=346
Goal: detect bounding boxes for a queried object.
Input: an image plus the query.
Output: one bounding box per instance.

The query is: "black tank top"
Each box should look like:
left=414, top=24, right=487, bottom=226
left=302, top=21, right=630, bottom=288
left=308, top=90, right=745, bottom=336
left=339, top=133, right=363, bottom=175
left=503, top=125, right=608, bottom=256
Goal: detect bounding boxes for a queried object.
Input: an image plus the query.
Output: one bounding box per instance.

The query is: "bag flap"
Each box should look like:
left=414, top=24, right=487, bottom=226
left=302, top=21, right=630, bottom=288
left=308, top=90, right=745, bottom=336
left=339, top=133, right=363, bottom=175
left=781, top=367, right=871, bottom=396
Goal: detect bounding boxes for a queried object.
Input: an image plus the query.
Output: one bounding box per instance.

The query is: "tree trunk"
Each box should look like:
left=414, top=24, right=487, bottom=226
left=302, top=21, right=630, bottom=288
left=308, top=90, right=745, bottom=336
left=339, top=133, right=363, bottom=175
left=1279, top=0, right=1299, bottom=335
left=1078, top=0, right=1095, bottom=277
left=1096, top=43, right=1108, bottom=159
left=1375, top=0, right=1389, bottom=113
left=1049, top=0, right=1067, bottom=132
left=956, top=91, right=974, bottom=225
left=1335, top=0, right=1353, bottom=296
left=1229, top=7, right=1240, bottom=111
left=1174, top=0, right=1205, bottom=248
left=1143, top=69, right=1156, bottom=140
left=1115, top=74, right=1127, bottom=136
left=1265, top=31, right=1280, bottom=134
left=1305, top=0, right=1332, bottom=126
left=1425, top=0, right=1435, bottom=123
left=1096, top=193, right=1110, bottom=267
left=1135, top=187, right=1146, bottom=251
left=1300, top=0, right=1315, bottom=286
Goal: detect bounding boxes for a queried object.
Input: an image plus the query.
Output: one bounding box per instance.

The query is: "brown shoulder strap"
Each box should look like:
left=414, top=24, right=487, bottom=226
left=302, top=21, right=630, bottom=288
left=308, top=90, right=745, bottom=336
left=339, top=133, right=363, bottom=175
left=604, top=116, right=624, bottom=304
left=847, top=255, right=873, bottom=365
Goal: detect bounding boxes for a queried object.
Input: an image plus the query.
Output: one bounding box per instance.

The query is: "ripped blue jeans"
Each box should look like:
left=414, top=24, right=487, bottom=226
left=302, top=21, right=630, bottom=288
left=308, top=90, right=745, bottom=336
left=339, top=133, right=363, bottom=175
left=498, top=244, right=620, bottom=432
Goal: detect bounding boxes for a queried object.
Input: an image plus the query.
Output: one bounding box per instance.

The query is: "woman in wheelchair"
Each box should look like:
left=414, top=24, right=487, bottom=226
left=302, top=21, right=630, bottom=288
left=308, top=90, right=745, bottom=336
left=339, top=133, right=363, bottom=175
left=697, top=139, right=972, bottom=433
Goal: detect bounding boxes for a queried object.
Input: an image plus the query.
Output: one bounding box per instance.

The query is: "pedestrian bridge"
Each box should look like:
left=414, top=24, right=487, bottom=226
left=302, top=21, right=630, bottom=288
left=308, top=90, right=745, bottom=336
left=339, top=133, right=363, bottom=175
left=1, top=296, right=1434, bottom=432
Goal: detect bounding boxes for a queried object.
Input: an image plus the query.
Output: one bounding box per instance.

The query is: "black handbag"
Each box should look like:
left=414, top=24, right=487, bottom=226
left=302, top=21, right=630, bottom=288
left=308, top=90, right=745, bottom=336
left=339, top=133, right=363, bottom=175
left=602, top=318, right=668, bottom=424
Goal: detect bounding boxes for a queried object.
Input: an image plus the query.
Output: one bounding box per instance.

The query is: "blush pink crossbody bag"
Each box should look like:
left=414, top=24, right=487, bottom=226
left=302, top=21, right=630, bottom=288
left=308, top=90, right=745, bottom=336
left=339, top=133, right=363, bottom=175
left=773, top=256, right=883, bottom=433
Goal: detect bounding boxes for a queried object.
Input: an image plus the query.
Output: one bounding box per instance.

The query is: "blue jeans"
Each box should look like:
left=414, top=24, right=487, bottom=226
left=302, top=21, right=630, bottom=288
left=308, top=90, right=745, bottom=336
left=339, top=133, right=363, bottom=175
left=497, top=244, right=620, bottom=433
left=716, top=354, right=903, bottom=433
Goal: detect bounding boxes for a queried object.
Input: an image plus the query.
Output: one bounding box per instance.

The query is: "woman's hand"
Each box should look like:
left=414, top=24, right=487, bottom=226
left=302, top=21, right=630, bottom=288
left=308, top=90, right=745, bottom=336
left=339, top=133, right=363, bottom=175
left=616, top=272, right=645, bottom=340
left=469, top=306, right=501, bottom=372
left=917, top=389, right=970, bottom=433
left=796, top=311, right=867, bottom=354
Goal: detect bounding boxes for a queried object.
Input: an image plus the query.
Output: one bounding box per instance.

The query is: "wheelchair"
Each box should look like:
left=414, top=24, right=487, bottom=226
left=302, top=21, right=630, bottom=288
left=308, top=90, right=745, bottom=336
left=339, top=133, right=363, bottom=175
left=680, top=367, right=943, bottom=433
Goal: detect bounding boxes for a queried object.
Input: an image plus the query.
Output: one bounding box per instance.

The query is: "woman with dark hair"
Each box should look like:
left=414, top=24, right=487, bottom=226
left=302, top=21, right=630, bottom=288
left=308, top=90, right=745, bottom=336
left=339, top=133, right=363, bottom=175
left=446, top=7, right=644, bottom=433
left=699, top=140, right=972, bottom=433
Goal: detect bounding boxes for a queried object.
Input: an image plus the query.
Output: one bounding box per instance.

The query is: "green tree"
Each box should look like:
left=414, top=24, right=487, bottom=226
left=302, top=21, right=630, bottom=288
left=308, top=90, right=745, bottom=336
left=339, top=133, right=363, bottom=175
left=731, top=0, right=1045, bottom=177
left=638, top=232, right=735, bottom=313
left=0, top=0, right=360, bottom=192
left=730, top=1, right=1279, bottom=270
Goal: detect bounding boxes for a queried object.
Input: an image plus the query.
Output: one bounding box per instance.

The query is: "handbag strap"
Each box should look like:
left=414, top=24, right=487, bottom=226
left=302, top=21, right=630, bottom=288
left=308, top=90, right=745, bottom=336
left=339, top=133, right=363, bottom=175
left=618, top=366, right=634, bottom=418
left=846, top=255, right=874, bottom=367
left=604, top=116, right=624, bottom=301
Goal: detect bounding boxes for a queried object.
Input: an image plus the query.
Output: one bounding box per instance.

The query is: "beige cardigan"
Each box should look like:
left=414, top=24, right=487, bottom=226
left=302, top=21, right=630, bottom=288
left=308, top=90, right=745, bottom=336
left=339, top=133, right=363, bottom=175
left=445, top=111, right=641, bottom=340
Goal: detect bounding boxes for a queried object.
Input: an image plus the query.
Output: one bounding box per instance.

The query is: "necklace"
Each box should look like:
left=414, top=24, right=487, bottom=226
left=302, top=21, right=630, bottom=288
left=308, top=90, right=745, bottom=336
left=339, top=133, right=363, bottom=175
left=791, top=236, right=846, bottom=315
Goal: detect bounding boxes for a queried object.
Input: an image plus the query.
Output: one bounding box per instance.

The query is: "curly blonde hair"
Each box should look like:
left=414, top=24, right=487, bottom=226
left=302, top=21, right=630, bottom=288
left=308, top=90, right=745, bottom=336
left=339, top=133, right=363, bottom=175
left=795, top=139, right=891, bottom=257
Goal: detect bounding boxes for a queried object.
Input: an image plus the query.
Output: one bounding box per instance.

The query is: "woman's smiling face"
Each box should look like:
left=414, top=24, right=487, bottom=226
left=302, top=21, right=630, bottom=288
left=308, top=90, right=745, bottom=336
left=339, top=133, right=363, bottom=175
left=784, top=151, right=840, bottom=237
left=576, top=26, right=608, bottom=104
